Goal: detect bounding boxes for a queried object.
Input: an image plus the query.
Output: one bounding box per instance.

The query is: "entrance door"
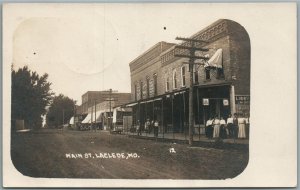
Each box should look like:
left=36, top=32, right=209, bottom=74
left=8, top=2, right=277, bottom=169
left=203, top=98, right=230, bottom=120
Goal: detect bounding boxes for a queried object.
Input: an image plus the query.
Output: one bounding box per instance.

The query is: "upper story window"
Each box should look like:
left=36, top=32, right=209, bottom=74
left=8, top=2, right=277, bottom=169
left=194, top=70, right=199, bottom=84
left=165, top=77, right=170, bottom=92
left=205, top=68, right=210, bottom=80
left=146, top=76, right=150, bottom=98
left=216, top=68, right=225, bottom=79
left=153, top=73, right=158, bottom=96
left=134, top=84, right=137, bottom=101
left=140, top=81, right=143, bottom=99
left=181, top=66, right=186, bottom=87
left=173, top=69, right=177, bottom=89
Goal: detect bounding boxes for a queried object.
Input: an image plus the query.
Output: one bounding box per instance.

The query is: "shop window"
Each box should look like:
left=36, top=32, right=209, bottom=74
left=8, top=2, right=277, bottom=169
left=205, top=68, right=210, bottom=80
left=173, top=69, right=177, bottom=89
left=153, top=73, right=158, bottom=96
left=166, top=77, right=170, bottom=92
left=146, top=76, right=150, bottom=98
left=181, top=66, right=186, bottom=87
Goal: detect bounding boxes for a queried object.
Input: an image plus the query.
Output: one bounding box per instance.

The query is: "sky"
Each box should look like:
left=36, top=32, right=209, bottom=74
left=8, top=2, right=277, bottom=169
left=10, top=4, right=225, bottom=105
left=6, top=3, right=296, bottom=105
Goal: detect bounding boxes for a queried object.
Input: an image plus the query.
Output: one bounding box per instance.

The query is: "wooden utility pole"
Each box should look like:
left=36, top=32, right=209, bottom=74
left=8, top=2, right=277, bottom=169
left=103, top=89, right=118, bottom=133
left=174, top=37, right=209, bottom=146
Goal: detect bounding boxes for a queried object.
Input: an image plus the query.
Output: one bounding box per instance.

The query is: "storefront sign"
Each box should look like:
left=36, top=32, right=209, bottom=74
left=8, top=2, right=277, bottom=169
left=223, top=99, right=229, bottom=106
left=203, top=98, right=209, bottom=106
left=235, top=95, right=250, bottom=104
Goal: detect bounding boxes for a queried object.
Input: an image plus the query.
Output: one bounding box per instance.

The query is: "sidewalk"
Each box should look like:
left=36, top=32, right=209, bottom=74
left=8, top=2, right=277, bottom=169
left=122, top=131, right=249, bottom=150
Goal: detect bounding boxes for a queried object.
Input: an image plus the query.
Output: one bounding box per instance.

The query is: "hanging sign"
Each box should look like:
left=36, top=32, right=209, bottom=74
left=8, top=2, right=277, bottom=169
left=223, top=99, right=229, bottom=106
left=203, top=98, right=209, bottom=106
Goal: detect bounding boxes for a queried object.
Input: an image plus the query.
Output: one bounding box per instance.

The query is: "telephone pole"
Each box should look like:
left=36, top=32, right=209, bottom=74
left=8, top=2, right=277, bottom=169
left=103, top=89, right=118, bottom=133
left=174, top=37, right=209, bottom=146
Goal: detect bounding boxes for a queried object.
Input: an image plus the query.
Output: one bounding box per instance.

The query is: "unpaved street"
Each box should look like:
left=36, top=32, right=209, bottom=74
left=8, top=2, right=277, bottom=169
left=11, top=129, right=248, bottom=179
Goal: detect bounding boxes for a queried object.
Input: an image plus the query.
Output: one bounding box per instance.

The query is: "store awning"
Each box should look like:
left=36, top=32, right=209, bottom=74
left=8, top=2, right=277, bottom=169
left=81, top=113, right=91, bottom=124
left=126, top=102, right=138, bottom=107
left=205, top=48, right=223, bottom=68
left=154, top=98, right=162, bottom=101
left=95, top=111, right=102, bottom=122
left=174, top=91, right=186, bottom=96
left=69, top=117, right=74, bottom=125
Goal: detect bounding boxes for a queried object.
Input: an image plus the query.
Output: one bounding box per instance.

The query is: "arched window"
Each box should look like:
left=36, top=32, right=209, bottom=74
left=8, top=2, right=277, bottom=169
left=194, top=70, right=199, bottom=84
left=153, top=73, right=158, bottom=96
left=134, top=83, right=137, bottom=101
left=205, top=68, right=210, bottom=80
left=146, top=76, right=150, bottom=98
left=181, top=66, right=186, bottom=87
left=173, top=69, right=177, bottom=89
left=140, top=81, right=143, bottom=99
left=165, top=77, right=170, bottom=92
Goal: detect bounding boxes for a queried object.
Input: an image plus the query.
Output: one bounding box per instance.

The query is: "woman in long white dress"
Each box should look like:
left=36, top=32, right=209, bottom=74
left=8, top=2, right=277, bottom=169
left=213, top=116, right=220, bottom=138
left=238, top=114, right=246, bottom=138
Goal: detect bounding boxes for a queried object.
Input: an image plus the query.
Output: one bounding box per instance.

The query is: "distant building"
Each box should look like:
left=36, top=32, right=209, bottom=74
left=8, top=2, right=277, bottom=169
left=80, top=90, right=131, bottom=130
left=126, top=19, right=250, bottom=135
left=80, top=91, right=131, bottom=115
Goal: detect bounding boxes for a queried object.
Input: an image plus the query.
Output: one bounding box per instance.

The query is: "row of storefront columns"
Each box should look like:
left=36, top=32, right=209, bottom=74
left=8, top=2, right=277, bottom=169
left=132, top=85, right=233, bottom=140
left=230, top=85, right=236, bottom=114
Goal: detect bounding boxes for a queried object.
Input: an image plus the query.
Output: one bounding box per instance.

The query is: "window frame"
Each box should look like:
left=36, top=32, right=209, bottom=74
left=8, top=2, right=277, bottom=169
left=140, top=81, right=143, bottom=99
left=146, top=76, right=150, bottom=98
left=181, top=66, right=186, bottom=87
left=165, top=77, right=170, bottom=92
left=153, top=73, right=158, bottom=96
left=173, top=69, right=177, bottom=89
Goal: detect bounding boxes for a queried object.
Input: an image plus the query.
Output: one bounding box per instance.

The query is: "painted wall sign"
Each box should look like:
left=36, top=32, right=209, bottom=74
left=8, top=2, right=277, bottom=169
left=235, top=95, right=250, bottom=104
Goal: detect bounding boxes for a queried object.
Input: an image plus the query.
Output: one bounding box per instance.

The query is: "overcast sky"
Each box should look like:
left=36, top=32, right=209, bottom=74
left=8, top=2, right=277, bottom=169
left=12, top=3, right=292, bottom=107
left=10, top=4, right=229, bottom=104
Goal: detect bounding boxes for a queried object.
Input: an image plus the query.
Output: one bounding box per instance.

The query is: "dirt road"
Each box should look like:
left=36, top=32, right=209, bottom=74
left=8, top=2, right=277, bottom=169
left=11, top=129, right=248, bottom=179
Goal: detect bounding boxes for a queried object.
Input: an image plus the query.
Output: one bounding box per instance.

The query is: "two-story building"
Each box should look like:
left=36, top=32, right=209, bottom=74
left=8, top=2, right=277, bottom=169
left=80, top=90, right=131, bottom=130
left=126, top=19, right=250, bottom=137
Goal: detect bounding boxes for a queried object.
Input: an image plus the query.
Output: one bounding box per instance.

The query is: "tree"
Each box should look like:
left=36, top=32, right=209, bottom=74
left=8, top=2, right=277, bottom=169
left=46, top=94, right=76, bottom=128
left=11, top=66, right=53, bottom=129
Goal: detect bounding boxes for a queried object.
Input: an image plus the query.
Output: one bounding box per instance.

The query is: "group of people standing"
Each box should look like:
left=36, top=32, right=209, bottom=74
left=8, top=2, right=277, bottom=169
left=205, top=113, right=250, bottom=139
left=136, top=119, right=159, bottom=137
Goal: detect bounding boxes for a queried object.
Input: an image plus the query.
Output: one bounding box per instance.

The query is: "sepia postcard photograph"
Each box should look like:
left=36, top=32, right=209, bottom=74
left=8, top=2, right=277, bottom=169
left=2, top=3, right=297, bottom=188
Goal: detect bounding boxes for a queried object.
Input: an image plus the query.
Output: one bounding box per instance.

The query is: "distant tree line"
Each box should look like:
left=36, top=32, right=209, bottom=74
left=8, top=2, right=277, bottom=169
left=46, top=94, right=75, bottom=128
left=11, top=66, right=76, bottom=130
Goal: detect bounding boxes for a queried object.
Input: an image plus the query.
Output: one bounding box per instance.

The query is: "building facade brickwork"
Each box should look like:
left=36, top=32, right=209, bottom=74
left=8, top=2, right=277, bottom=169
left=126, top=19, right=250, bottom=132
left=81, top=91, right=131, bottom=115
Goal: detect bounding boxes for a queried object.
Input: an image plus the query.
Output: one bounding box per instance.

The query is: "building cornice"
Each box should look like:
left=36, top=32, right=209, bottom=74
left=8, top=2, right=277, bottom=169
left=161, top=19, right=229, bottom=66
left=129, top=41, right=175, bottom=72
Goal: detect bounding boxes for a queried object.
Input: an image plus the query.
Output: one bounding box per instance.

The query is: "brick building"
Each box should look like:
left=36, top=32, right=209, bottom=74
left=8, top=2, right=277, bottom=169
left=80, top=91, right=131, bottom=115
left=126, top=19, right=250, bottom=135
left=80, top=91, right=131, bottom=129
